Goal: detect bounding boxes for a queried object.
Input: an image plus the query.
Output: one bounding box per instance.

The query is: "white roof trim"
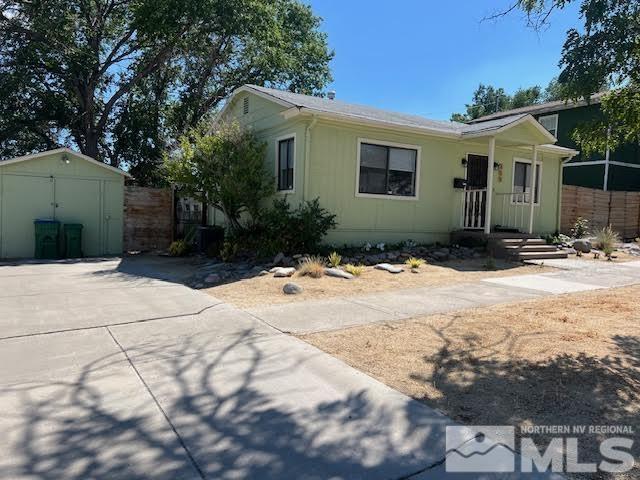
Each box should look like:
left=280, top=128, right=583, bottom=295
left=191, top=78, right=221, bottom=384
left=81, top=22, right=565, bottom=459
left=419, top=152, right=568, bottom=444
left=0, top=147, right=131, bottom=177
left=462, top=115, right=557, bottom=143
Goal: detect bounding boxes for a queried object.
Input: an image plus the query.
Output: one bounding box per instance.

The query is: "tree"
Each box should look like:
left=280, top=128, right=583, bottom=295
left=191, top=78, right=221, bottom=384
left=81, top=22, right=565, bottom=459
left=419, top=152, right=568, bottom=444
left=496, top=0, right=640, bottom=155
left=511, top=86, right=543, bottom=108
left=0, top=0, right=333, bottom=184
left=164, top=122, right=274, bottom=233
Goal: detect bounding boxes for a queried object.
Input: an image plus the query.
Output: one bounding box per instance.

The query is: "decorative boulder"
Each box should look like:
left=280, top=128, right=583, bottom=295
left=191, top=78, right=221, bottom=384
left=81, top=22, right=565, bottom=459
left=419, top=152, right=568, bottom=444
left=572, top=239, right=592, bottom=253
left=273, top=252, right=285, bottom=265
left=374, top=263, right=403, bottom=274
left=325, top=267, right=354, bottom=280
left=272, top=267, right=296, bottom=277
left=283, top=282, right=303, bottom=294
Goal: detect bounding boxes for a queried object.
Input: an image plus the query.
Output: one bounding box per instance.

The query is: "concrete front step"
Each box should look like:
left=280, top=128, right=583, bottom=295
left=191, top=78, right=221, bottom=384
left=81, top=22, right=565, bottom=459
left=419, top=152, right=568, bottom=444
left=518, top=250, right=568, bottom=260
left=501, top=238, right=547, bottom=246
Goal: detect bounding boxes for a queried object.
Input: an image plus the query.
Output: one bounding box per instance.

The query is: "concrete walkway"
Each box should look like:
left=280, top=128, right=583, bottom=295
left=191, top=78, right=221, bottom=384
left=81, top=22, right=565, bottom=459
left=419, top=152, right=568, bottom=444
left=248, top=260, right=640, bottom=334
left=0, top=258, right=560, bottom=479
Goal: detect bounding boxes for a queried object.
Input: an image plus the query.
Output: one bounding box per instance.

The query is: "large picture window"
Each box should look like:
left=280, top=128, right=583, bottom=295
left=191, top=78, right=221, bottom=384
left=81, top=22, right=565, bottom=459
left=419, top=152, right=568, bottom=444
left=277, top=137, right=295, bottom=191
left=512, top=160, right=541, bottom=204
left=358, top=142, right=418, bottom=197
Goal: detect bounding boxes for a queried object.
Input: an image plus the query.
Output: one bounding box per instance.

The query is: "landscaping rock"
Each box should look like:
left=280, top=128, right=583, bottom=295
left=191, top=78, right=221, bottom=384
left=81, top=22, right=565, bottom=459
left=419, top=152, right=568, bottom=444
left=564, top=247, right=577, bottom=255
left=325, top=267, right=354, bottom=279
left=432, top=250, right=449, bottom=261
left=272, top=267, right=296, bottom=277
left=572, top=239, right=592, bottom=253
left=283, top=282, right=303, bottom=294
left=273, top=252, right=285, bottom=265
left=411, top=267, right=420, bottom=274
left=205, top=273, right=221, bottom=283
left=374, top=263, right=403, bottom=274
left=258, top=269, right=270, bottom=276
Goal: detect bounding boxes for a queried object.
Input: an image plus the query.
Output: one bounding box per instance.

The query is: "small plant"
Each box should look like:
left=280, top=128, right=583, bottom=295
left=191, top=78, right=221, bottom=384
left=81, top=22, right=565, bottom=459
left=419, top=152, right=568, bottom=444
left=363, top=242, right=372, bottom=252
left=571, top=217, right=590, bottom=239
left=376, top=242, right=386, bottom=251
left=168, top=240, right=189, bottom=257
left=344, top=264, right=365, bottom=276
left=594, top=225, right=620, bottom=259
left=220, top=240, right=238, bottom=262
left=405, top=257, right=425, bottom=269
left=297, top=255, right=326, bottom=278
left=484, top=256, right=496, bottom=270
left=403, top=239, right=417, bottom=249
left=327, top=251, right=342, bottom=268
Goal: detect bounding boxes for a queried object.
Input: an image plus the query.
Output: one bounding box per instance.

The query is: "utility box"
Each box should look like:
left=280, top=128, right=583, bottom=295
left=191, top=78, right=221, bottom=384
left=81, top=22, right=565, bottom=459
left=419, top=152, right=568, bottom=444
left=63, top=223, right=83, bottom=258
left=34, top=219, right=60, bottom=259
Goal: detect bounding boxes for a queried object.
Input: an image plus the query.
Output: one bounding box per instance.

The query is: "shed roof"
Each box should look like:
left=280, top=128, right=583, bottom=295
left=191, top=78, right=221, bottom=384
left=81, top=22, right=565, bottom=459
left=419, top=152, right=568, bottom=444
left=0, top=148, right=131, bottom=177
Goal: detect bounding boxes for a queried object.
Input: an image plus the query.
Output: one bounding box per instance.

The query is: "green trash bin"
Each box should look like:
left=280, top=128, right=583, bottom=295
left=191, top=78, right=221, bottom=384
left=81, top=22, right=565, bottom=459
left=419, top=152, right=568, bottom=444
left=34, top=220, right=60, bottom=259
left=63, top=224, right=83, bottom=258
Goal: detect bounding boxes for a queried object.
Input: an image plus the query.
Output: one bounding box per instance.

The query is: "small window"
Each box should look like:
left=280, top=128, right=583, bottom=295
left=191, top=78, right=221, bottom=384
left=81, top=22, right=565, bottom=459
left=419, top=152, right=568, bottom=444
left=538, top=114, right=558, bottom=137
left=243, top=96, right=249, bottom=115
left=277, top=137, right=295, bottom=191
left=512, top=160, right=541, bottom=204
left=359, top=142, right=417, bottom=197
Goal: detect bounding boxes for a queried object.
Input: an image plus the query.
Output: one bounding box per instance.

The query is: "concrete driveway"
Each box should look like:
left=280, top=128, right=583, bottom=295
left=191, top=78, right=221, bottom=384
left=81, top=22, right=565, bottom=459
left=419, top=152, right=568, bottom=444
left=2, top=257, right=553, bottom=480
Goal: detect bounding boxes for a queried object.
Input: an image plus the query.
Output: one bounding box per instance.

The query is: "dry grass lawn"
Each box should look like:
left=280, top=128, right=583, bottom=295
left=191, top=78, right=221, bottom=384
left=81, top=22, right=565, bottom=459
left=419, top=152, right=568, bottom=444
left=301, top=286, right=640, bottom=479
left=205, top=258, right=554, bottom=308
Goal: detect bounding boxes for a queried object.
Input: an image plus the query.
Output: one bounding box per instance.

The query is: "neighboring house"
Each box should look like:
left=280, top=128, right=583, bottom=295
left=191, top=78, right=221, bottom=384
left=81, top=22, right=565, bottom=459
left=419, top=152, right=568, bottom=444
left=470, top=92, right=640, bottom=191
left=216, top=85, right=577, bottom=245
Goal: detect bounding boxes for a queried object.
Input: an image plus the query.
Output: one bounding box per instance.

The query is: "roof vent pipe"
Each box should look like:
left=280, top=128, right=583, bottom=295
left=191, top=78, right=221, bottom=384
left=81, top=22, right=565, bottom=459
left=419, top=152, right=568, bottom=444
left=327, top=90, right=336, bottom=100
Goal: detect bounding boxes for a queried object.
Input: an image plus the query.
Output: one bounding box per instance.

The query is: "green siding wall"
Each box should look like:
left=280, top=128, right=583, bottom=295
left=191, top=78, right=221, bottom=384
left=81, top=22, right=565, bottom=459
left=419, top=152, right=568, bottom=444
left=0, top=151, right=124, bottom=258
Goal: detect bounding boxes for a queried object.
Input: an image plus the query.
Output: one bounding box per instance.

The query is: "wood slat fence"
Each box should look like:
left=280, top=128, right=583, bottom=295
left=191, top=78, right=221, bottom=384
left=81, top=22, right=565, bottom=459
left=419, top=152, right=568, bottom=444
left=561, top=185, right=640, bottom=239
left=123, top=186, right=174, bottom=252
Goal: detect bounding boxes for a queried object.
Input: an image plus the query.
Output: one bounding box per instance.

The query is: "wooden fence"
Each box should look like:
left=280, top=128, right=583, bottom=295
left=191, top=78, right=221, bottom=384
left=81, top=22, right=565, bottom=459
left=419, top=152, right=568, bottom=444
left=123, top=186, right=173, bottom=252
left=561, top=185, right=640, bottom=239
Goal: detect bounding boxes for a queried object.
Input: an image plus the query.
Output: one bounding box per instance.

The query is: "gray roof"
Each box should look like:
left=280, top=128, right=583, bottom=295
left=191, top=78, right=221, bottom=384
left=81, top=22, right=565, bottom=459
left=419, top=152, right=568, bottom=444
left=468, top=91, right=607, bottom=124
left=245, top=85, right=529, bottom=137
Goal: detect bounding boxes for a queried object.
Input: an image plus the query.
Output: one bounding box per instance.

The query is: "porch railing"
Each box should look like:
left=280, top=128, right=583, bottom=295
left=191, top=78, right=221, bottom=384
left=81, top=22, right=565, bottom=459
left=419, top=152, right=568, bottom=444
left=463, top=189, right=487, bottom=229
left=495, top=192, right=538, bottom=233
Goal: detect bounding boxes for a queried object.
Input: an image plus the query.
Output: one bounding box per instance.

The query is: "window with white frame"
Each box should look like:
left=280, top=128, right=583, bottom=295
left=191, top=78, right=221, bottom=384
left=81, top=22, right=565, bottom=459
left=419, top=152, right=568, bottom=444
left=538, top=114, right=558, bottom=137
left=358, top=142, right=418, bottom=197
left=277, top=137, right=295, bottom=191
left=512, top=160, right=541, bottom=204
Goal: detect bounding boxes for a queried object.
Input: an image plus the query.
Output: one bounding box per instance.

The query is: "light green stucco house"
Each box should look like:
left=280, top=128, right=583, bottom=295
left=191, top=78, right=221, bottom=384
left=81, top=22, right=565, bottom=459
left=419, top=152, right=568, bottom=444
left=218, top=85, right=578, bottom=245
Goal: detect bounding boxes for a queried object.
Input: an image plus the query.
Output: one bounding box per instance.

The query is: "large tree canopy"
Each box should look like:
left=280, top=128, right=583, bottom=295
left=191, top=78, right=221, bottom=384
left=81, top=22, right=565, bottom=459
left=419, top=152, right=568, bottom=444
left=0, top=0, right=333, bottom=184
left=498, top=0, right=639, bottom=154
left=451, top=78, right=563, bottom=122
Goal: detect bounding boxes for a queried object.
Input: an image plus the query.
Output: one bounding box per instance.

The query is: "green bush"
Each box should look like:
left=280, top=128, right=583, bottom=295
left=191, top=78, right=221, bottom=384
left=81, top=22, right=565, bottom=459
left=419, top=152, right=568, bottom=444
left=220, top=240, right=239, bottom=262
left=168, top=240, right=189, bottom=257
left=595, top=225, right=620, bottom=258
left=344, top=264, right=365, bottom=276
left=254, top=197, right=337, bottom=256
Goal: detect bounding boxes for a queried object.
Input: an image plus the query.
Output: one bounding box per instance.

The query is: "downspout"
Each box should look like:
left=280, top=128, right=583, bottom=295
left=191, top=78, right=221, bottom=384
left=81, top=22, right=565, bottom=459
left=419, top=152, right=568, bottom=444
left=303, top=116, right=318, bottom=201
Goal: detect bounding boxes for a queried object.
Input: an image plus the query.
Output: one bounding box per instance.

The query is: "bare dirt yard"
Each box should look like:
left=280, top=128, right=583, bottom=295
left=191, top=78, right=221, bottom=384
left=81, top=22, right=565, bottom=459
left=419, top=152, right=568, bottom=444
left=205, top=259, right=554, bottom=308
left=301, top=285, right=640, bottom=479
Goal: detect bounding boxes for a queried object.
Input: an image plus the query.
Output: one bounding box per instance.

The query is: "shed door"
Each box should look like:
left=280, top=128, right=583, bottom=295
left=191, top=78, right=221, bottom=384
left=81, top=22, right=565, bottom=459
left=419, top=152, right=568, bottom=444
left=54, top=177, right=102, bottom=256
left=1, top=175, right=55, bottom=258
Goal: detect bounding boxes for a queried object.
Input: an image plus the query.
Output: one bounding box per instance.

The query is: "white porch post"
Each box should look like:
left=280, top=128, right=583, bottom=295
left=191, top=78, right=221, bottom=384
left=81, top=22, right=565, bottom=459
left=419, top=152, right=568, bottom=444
left=484, top=136, right=495, bottom=234
left=528, top=145, right=538, bottom=234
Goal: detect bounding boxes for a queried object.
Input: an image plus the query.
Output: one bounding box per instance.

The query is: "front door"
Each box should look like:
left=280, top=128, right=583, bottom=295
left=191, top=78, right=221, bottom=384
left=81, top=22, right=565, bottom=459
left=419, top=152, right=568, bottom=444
left=463, top=154, right=488, bottom=229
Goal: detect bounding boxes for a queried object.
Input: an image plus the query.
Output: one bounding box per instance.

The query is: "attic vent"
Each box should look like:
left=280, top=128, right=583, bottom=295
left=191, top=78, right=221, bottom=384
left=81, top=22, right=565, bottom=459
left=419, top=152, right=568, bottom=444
left=243, top=96, right=249, bottom=114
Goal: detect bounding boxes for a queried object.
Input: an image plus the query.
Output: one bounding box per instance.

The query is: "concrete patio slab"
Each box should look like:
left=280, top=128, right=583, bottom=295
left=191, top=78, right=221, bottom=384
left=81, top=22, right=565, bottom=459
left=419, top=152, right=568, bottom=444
left=483, top=274, right=604, bottom=294
left=247, top=297, right=400, bottom=333
left=0, top=258, right=223, bottom=338
left=0, top=328, right=202, bottom=480
left=110, top=313, right=459, bottom=480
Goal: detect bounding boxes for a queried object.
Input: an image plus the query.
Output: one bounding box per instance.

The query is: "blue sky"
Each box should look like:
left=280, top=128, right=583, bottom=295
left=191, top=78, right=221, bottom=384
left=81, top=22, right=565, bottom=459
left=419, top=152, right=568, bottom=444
left=307, top=0, right=582, bottom=120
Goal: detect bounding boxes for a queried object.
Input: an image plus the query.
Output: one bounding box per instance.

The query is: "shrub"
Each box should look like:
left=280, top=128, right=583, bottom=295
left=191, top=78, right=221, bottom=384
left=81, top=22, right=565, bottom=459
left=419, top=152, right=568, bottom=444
left=344, top=264, right=365, bottom=276
left=595, top=225, right=620, bottom=258
left=327, top=251, right=342, bottom=267
left=297, top=256, right=326, bottom=278
left=571, top=217, right=590, bottom=239
left=484, top=256, right=496, bottom=270
left=168, top=240, right=189, bottom=257
left=220, top=240, right=238, bottom=262
left=255, top=197, right=337, bottom=256
left=405, top=257, right=425, bottom=269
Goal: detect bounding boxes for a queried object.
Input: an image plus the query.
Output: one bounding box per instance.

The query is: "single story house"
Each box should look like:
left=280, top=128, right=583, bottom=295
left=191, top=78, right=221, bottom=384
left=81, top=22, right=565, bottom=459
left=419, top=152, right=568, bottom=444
left=469, top=92, right=640, bottom=192
left=217, top=85, right=578, bottom=246
left=0, top=148, right=127, bottom=259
